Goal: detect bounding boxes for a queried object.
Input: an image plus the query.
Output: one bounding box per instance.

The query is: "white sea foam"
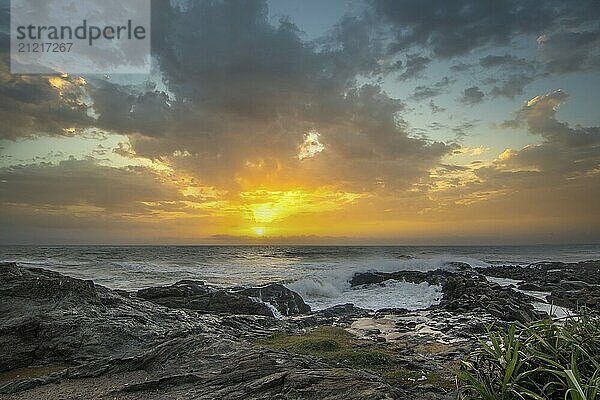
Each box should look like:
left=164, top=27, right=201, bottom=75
left=288, top=276, right=443, bottom=311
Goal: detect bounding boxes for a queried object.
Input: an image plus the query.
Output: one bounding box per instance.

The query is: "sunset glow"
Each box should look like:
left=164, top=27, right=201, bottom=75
left=1, top=1, right=599, bottom=244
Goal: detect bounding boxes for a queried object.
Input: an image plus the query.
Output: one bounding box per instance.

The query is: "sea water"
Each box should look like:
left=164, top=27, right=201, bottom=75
left=1, top=245, right=598, bottom=311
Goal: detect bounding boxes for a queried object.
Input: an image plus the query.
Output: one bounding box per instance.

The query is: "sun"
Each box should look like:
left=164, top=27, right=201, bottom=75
left=254, top=227, right=265, bottom=236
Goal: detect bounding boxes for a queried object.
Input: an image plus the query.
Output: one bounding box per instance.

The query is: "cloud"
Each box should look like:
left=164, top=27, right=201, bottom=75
left=433, top=90, right=600, bottom=230
left=412, top=86, right=441, bottom=101
left=0, top=2, right=96, bottom=140
left=490, top=73, right=535, bottom=99
left=1, top=0, right=453, bottom=210
left=428, top=100, right=446, bottom=113
left=0, top=71, right=93, bottom=140
left=369, top=0, right=600, bottom=82
left=537, top=30, right=600, bottom=73
left=397, top=54, right=430, bottom=80
left=479, top=54, right=534, bottom=69
left=370, top=0, right=561, bottom=58
left=450, top=63, right=472, bottom=72
left=515, top=90, right=600, bottom=148
left=2, top=0, right=598, bottom=242
left=460, top=86, right=484, bottom=105
left=0, top=158, right=181, bottom=211
left=411, top=77, right=452, bottom=101
left=83, top=0, right=451, bottom=194
left=452, top=120, right=478, bottom=137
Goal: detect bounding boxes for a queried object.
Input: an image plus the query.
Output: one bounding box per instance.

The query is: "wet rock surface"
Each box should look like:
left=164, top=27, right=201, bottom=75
left=236, top=283, right=312, bottom=316
left=440, top=273, right=546, bottom=323
left=292, top=303, right=373, bottom=327
left=349, top=269, right=452, bottom=287
left=137, top=280, right=274, bottom=317
left=137, top=281, right=311, bottom=317
left=477, top=261, right=600, bottom=310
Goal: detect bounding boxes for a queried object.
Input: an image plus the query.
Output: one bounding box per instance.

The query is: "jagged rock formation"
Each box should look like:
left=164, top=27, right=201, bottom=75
left=350, top=269, right=545, bottom=323
left=136, top=280, right=311, bottom=317
left=0, top=263, right=396, bottom=399
left=477, top=261, right=600, bottom=310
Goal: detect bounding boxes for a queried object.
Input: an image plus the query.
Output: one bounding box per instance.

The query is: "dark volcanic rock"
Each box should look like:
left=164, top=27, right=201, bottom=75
left=237, top=283, right=311, bottom=316
left=476, top=261, right=600, bottom=288
left=137, top=280, right=310, bottom=317
left=137, top=280, right=275, bottom=317
left=547, top=285, right=600, bottom=310
left=517, top=282, right=545, bottom=291
left=0, top=263, right=225, bottom=372
left=440, top=274, right=545, bottom=323
left=0, top=263, right=399, bottom=399
left=442, top=261, right=472, bottom=271
left=314, top=303, right=371, bottom=318
left=476, top=260, right=600, bottom=311
left=350, top=269, right=452, bottom=287
left=136, top=279, right=207, bottom=299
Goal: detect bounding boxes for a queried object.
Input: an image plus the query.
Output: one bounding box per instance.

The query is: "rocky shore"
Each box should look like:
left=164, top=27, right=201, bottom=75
left=0, top=260, right=598, bottom=399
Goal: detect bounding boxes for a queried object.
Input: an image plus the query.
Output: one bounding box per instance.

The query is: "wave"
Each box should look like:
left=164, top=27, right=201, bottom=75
left=286, top=255, right=486, bottom=311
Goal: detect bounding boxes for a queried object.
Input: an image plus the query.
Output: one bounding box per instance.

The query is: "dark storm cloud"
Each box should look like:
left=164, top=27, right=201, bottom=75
left=460, top=86, right=484, bottom=105
left=90, top=81, right=174, bottom=138
left=0, top=1, right=92, bottom=139
left=368, top=0, right=600, bottom=84
left=0, top=0, right=453, bottom=194
left=538, top=30, right=600, bottom=74
left=0, top=72, right=93, bottom=140
left=82, top=0, right=452, bottom=191
left=370, top=0, right=560, bottom=58
left=450, top=63, right=472, bottom=72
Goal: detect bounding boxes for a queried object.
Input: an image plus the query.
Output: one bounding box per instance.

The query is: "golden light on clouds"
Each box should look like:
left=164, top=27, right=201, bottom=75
left=298, top=129, right=325, bottom=160
left=241, top=189, right=365, bottom=225
left=499, top=148, right=516, bottom=161
left=48, top=75, right=86, bottom=95
left=48, top=76, right=67, bottom=90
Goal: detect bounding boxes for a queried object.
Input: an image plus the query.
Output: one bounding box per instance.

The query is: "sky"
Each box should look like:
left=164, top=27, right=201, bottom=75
left=0, top=0, right=599, bottom=244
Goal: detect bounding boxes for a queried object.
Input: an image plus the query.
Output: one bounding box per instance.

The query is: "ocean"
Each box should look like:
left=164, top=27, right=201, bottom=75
left=1, top=245, right=599, bottom=311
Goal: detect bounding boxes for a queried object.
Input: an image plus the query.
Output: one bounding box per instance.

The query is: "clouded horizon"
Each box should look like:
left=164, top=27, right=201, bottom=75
left=0, top=0, right=599, bottom=244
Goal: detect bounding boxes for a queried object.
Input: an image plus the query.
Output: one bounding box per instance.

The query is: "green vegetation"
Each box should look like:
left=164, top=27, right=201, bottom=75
left=254, top=326, right=454, bottom=389
left=458, top=312, right=600, bottom=400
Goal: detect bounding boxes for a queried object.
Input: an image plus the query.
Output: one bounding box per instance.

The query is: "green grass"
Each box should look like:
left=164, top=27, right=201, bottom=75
left=458, top=311, right=600, bottom=400
left=254, top=326, right=454, bottom=390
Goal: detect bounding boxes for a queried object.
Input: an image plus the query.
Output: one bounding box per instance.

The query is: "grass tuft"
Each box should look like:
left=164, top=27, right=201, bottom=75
left=458, top=309, right=600, bottom=400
